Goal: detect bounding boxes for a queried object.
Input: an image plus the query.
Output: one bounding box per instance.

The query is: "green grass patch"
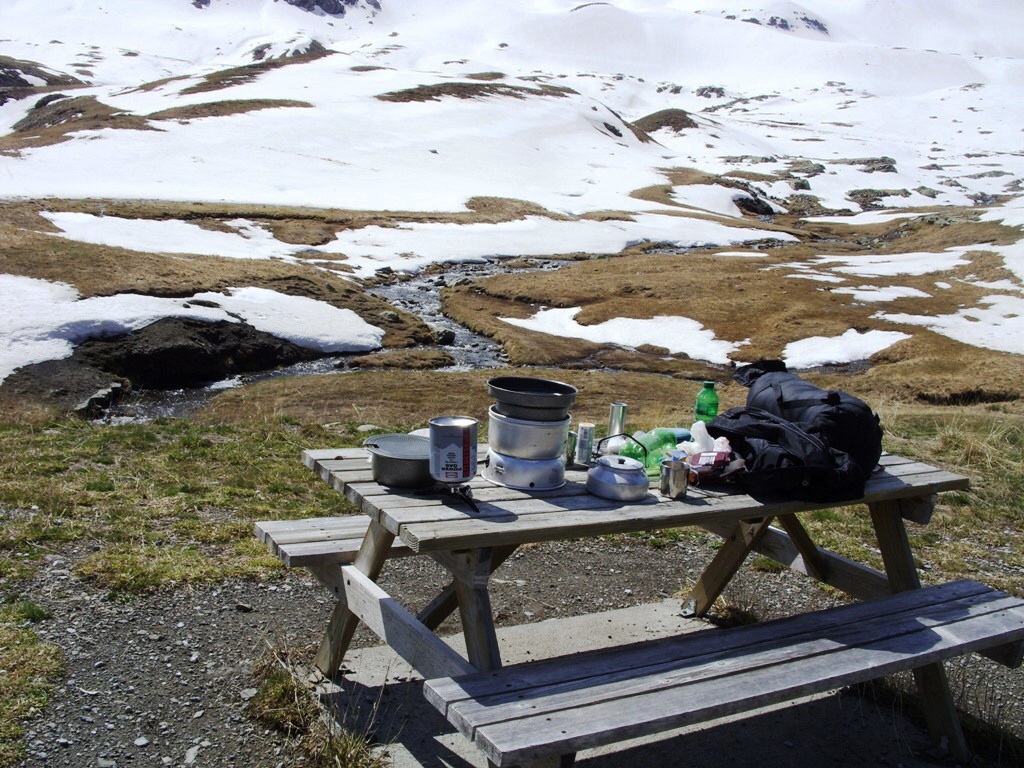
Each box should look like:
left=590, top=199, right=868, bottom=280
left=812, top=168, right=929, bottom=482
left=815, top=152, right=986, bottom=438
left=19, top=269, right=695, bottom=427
left=0, top=604, right=63, bottom=767
left=0, top=419, right=358, bottom=593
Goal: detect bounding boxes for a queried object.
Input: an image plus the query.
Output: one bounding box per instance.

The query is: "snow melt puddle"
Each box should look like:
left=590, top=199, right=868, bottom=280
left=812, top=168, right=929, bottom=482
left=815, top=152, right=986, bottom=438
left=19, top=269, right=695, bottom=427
left=498, top=306, right=742, bottom=366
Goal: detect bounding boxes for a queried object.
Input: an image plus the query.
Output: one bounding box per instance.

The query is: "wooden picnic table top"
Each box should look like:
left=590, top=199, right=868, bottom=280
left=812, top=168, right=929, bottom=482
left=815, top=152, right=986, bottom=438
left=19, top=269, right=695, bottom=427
left=303, top=448, right=969, bottom=554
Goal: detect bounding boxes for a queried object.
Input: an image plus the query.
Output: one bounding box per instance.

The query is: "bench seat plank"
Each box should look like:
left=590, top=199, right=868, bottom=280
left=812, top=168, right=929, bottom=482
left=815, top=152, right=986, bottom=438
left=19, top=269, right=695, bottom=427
left=424, top=581, right=1024, bottom=767
left=254, top=516, right=412, bottom=565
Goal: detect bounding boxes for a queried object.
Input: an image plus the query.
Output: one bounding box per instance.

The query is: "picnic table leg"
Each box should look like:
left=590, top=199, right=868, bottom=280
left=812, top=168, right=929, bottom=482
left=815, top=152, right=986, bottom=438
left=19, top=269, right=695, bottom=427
left=450, top=548, right=503, bottom=672
left=313, top=519, right=395, bottom=679
left=869, top=499, right=970, bottom=761
left=418, top=544, right=518, bottom=631
left=682, top=517, right=774, bottom=618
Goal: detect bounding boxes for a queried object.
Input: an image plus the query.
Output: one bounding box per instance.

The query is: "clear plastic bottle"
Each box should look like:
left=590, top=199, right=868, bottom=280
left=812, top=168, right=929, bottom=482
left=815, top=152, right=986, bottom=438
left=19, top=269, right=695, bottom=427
left=619, top=428, right=678, bottom=474
left=694, top=381, right=719, bottom=423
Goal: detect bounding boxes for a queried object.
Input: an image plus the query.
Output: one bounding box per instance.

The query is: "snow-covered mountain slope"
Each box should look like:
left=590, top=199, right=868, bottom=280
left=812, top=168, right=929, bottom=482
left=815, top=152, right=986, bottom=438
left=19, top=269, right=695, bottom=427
left=2, top=0, right=1022, bottom=212
left=1, top=0, right=1023, bottom=387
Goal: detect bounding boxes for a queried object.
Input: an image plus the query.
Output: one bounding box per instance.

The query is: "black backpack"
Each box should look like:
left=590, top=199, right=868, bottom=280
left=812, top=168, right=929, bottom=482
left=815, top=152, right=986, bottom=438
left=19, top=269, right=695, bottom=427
left=707, top=361, right=883, bottom=501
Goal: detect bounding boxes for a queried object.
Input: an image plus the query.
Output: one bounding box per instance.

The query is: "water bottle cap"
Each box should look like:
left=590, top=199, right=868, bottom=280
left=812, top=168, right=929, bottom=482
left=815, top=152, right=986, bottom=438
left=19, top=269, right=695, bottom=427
left=702, top=381, right=715, bottom=388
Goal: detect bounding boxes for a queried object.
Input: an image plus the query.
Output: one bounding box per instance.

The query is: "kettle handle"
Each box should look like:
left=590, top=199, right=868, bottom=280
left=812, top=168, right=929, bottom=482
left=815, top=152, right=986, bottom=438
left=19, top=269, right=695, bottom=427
left=595, top=433, right=647, bottom=462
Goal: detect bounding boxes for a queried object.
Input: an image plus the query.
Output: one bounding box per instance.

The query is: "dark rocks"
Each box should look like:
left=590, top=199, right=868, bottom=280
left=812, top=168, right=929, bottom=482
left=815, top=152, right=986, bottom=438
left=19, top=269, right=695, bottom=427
left=193, top=0, right=381, bottom=15
left=695, top=86, right=725, bottom=99
left=733, top=195, right=775, bottom=216
left=74, top=318, right=325, bottom=389
left=2, top=359, right=128, bottom=416
left=2, top=318, right=330, bottom=414
left=280, top=0, right=380, bottom=16
left=847, top=188, right=911, bottom=210
left=434, top=328, right=457, bottom=346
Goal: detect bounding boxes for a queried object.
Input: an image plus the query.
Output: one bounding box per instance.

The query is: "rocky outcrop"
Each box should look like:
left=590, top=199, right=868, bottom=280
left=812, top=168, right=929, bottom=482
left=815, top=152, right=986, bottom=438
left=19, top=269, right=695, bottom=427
left=74, top=317, right=326, bottom=389
left=193, top=0, right=381, bottom=14
left=2, top=318, right=333, bottom=415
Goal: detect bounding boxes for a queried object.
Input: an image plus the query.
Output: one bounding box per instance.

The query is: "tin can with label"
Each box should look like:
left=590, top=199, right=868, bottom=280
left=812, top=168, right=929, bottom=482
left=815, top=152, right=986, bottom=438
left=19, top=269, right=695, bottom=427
left=429, top=416, right=478, bottom=485
left=573, top=422, right=595, bottom=466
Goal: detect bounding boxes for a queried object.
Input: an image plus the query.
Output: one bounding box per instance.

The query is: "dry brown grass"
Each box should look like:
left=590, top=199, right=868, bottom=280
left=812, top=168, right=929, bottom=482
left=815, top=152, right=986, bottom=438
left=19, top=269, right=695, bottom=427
left=1, top=95, right=155, bottom=153
left=0, top=201, right=433, bottom=349
left=180, top=44, right=333, bottom=95
left=440, top=206, right=1024, bottom=407
left=196, top=367, right=742, bottom=430
left=376, top=81, right=575, bottom=102
left=147, top=99, right=313, bottom=121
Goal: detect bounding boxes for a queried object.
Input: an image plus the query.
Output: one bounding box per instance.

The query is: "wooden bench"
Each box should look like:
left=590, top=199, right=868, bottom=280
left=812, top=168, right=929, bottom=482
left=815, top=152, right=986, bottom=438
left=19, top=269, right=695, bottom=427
left=423, top=580, right=1024, bottom=768
left=255, top=516, right=412, bottom=567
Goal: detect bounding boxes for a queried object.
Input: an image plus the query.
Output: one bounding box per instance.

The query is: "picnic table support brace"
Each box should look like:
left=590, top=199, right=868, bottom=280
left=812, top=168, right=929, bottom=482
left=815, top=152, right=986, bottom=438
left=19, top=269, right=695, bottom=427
left=869, top=499, right=970, bottom=762
left=313, top=519, right=395, bottom=679
left=682, top=516, right=774, bottom=618
left=776, top=513, right=828, bottom=581
left=418, top=545, right=518, bottom=631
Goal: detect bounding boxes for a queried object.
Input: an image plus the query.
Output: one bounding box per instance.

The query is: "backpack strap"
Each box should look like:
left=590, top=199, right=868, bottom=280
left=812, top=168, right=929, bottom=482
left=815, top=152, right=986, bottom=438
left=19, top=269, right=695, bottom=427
left=770, top=382, right=841, bottom=411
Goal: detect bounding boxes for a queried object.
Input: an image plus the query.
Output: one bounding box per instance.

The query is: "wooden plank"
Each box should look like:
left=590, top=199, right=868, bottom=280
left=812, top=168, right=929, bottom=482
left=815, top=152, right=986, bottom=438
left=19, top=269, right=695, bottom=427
left=425, top=585, right=1024, bottom=766
left=775, top=514, right=827, bottom=581
left=442, top=590, right=1024, bottom=739
left=417, top=545, right=519, bottom=632
left=254, top=516, right=370, bottom=545
left=426, top=580, right=994, bottom=710
left=374, top=458, right=961, bottom=536
left=400, top=468, right=969, bottom=552
left=321, top=565, right=474, bottom=679
left=277, top=538, right=414, bottom=567
left=469, top=597, right=1024, bottom=767
left=870, top=499, right=969, bottom=761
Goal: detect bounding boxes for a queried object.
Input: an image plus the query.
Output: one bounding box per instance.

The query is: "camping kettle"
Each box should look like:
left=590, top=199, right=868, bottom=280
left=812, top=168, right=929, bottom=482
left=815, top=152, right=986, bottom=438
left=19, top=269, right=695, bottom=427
left=586, top=455, right=650, bottom=502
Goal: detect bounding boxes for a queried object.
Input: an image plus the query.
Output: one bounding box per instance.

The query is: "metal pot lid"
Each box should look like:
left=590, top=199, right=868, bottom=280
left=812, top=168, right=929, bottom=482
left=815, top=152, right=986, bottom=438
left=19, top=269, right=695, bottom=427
left=487, top=376, right=578, bottom=409
left=593, top=455, right=645, bottom=473
left=362, top=433, right=430, bottom=460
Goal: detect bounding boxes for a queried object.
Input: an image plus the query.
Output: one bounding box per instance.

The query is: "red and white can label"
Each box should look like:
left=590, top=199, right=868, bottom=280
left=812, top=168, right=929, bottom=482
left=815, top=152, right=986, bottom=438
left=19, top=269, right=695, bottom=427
left=429, top=416, right=478, bottom=484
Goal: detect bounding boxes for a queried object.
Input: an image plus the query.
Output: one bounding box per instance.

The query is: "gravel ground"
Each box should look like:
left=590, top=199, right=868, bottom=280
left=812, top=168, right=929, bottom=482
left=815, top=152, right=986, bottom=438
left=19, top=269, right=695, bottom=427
left=15, top=535, right=1022, bottom=768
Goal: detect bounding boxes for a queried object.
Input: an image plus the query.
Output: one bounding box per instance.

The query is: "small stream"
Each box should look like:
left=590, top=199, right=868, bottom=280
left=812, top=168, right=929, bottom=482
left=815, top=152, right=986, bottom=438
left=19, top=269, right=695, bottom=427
left=100, top=257, right=562, bottom=422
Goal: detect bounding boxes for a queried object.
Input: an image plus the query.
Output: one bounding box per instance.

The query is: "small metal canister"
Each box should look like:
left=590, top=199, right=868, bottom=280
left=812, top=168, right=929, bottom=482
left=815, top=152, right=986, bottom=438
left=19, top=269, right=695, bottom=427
left=608, top=402, right=627, bottom=437
left=429, top=416, right=478, bottom=485
left=659, top=457, right=689, bottom=500
left=573, top=422, right=595, bottom=466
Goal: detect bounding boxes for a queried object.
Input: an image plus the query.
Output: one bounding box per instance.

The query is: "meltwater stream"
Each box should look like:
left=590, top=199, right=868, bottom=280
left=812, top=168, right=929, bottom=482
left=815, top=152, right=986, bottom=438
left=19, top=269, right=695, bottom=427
left=99, top=258, right=562, bottom=422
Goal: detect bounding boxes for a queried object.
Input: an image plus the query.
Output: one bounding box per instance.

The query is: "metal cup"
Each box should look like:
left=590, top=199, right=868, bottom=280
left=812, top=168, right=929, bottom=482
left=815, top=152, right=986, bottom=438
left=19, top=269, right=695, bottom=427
left=659, top=457, right=689, bottom=500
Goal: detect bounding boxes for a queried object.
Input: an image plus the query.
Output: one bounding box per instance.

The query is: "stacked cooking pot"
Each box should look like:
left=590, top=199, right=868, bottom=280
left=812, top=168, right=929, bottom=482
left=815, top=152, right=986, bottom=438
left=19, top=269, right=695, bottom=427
left=483, top=376, right=577, bottom=491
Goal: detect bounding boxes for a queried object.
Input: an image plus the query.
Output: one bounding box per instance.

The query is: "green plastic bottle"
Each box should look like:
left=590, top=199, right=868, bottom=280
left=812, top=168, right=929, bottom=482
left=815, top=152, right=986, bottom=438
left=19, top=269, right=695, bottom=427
left=694, top=381, right=719, bottom=423
left=620, top=428, right=678, bottom=475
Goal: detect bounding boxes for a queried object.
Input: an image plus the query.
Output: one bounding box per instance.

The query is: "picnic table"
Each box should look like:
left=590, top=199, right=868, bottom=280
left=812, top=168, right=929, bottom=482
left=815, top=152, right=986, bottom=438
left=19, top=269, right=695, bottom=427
left=257, top=447, right=1024, bottom=768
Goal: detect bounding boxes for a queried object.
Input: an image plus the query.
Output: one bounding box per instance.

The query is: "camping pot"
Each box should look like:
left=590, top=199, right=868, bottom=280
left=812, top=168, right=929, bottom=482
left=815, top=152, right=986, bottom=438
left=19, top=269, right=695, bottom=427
left=487, top=376, right=578, bottom=422
left=488, top=406, right=570, bottom=460
left=483, top=449, right=566, bottom=491
left=586, top=455, right=650, bottom=502
left=362, top=434, right=433, bottom=489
